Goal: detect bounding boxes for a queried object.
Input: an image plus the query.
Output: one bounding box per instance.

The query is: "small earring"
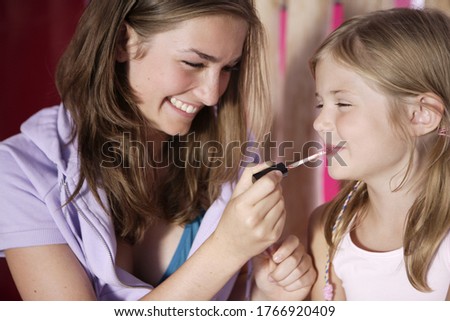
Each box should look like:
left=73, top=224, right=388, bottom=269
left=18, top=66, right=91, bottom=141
left=438, top=127, right=450, bottom=137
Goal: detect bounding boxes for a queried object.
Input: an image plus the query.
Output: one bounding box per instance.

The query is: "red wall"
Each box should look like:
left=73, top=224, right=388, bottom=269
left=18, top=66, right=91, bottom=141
left=0, top=0, right=85, bottom=300
left=0, top=0, right=85, bottom=139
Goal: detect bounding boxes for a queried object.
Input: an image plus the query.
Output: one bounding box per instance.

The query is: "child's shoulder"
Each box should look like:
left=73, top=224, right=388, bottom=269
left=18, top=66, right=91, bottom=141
left=309, top=202, right=329, bottom=232
left=308, top=203, right=332, bottom=251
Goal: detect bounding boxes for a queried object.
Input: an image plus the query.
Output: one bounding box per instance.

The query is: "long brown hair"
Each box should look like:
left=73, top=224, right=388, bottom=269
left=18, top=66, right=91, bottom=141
left=310, top=8, right=450, bottom=291
left=56, top=0, right=271, bottom=244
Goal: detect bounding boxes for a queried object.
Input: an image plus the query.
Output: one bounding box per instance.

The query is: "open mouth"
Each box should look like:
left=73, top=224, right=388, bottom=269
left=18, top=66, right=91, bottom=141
left=169, top=97, right=198, bottom=114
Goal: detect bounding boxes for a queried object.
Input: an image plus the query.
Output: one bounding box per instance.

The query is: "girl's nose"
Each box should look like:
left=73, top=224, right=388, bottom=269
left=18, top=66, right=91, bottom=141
left=194, top=71, right=228, bottom=107
left=313, top=108, right=334, bottom=133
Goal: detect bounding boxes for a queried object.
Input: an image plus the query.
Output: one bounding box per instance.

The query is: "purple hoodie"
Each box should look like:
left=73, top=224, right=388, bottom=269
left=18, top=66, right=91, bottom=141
left=0, top=104, right=239, bottom=300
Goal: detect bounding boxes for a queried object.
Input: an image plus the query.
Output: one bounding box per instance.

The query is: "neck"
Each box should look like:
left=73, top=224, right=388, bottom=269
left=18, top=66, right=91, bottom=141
left=366, top=184, right=415, bottom=226
left=363, top=150, right=425, bottom=225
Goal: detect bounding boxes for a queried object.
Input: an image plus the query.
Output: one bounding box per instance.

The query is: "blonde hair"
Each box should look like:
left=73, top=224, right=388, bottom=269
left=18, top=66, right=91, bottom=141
left=311, top=8, right=450, bottom=291
left=56, top=0, right=271, bottom=243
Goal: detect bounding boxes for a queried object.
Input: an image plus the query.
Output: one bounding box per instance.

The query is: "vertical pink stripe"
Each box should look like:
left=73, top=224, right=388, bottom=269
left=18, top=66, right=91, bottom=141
left=324, top=163, right=340, bottom=202
left=332, top=2, right=343, bottom=30
left=279, top=2, right=287, bottom=75
left=323, top=1, right=344, bottom=202
left=394, top=0, right=411, bottom=7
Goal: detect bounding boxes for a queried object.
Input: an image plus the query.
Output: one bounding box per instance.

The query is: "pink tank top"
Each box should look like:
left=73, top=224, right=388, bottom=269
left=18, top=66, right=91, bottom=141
left=333, top=230, right=450, bottom=300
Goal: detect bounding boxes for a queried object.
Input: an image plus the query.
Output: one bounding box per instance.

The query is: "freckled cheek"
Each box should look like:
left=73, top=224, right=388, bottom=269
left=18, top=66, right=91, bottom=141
left=334, top=116, right=357, bottom=140
left=156, top=70, right=194, bottom=94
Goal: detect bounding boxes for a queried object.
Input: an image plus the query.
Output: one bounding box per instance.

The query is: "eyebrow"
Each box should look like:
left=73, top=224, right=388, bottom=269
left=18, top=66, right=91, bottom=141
left=181, top=48, right=241, bottom=65
left=315, top=90, right=354, bottom=97
left=331, top=90, right=352, bottom=95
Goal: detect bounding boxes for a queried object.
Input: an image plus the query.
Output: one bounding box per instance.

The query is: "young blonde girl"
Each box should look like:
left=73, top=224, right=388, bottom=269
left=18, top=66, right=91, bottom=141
left=309, top=8, right=450, bottom=300
left=0, top=0, right=315, bottom=300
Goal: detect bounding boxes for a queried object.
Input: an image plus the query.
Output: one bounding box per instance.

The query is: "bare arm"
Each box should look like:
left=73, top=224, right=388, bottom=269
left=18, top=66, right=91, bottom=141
left=308, top=204, right=346, bottom=301
left=6, top=238, right=245, bottom=301
left=141, top=165, right=286, bottom=300
left=6, top=164, right=286, bottom=301
left=6, top=245, right=96, bottom=300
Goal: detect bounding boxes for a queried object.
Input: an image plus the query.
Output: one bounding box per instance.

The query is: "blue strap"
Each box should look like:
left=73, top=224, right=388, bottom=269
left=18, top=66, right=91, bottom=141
left=157, top=212, right=204, bottom=284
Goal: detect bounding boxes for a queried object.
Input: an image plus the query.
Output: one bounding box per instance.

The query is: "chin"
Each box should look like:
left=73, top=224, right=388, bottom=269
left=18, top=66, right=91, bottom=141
left=326, top=167, right=349, bottom=181
left=163, top=127, right=190, bottom=137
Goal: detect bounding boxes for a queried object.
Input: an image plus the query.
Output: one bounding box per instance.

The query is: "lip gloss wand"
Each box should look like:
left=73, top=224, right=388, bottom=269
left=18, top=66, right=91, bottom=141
left=252, top=149, right=326, bottom=182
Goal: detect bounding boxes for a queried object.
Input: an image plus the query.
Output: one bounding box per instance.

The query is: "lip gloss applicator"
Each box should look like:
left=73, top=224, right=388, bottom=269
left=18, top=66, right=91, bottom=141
left=252, top=149, right=326, bottom=182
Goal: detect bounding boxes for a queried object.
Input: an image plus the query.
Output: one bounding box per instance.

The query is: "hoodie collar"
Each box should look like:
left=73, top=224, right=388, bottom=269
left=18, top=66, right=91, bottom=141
left=20, top=103, right=79, bottom=177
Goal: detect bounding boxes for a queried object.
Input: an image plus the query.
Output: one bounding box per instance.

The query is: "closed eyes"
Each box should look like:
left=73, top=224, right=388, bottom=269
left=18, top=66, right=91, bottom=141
left=182, top=61, right=239, bottom=73
left=336, top=103, right=352, bottom=107
left=182, top=61, right=205, bottom=69
left=314, top=102, right=352, bottom=109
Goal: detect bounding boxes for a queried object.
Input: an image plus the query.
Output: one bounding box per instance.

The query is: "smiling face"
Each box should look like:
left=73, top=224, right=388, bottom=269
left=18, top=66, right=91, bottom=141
left=125, top=15, right=248, bottom=136
left=313, top=56, right=411, bottom=184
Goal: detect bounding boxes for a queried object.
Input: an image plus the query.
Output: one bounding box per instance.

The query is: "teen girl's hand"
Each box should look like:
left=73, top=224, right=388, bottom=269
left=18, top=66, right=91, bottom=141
left=137, top=163, right=287, bottom=301
left=211, top=163, right=286, bottom=267
left=251, top=235, right=316, bottom=300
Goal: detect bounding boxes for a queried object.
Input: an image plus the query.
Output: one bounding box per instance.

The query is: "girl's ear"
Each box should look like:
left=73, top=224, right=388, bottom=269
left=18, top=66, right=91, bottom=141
left=409, top=93, right=444, bottom=136
left=116, top=23, right=139, bottom=63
